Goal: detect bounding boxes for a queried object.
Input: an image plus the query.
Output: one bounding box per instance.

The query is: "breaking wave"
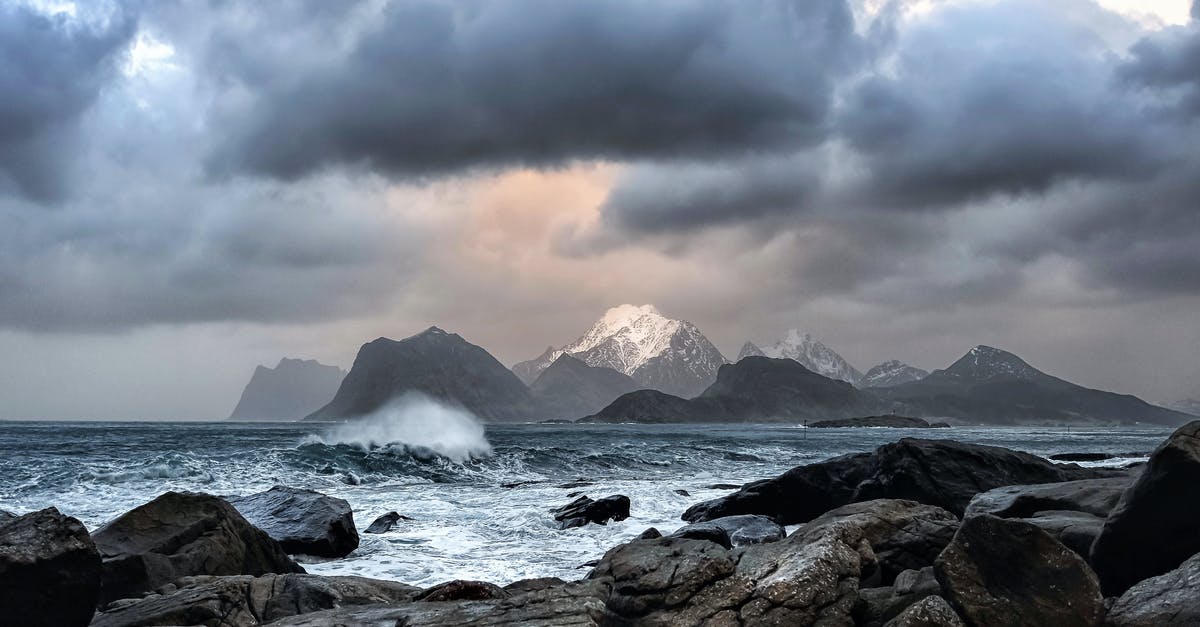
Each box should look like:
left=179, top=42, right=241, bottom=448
left=308, top=394, right=493, bottom=462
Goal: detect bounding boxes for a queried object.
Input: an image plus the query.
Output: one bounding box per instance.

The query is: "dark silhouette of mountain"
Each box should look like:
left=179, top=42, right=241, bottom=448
left=529, top=355, right=640, bottom=420
left=581, top=356, right=881, bottom=423
left=303, top=327, right=539, bottom=422
left=876, top=345, right=1195, bottom=426
left=228, top=358, right=345, bottom=421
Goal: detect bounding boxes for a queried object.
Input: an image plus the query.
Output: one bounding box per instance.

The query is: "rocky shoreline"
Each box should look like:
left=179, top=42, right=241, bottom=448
left=3, top=423, right=1199, bottom=626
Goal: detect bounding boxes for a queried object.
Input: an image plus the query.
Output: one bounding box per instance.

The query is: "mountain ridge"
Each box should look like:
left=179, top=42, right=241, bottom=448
left=228, top=358, right=345, bottom=422
left=737, top=330, right=862, bottom=385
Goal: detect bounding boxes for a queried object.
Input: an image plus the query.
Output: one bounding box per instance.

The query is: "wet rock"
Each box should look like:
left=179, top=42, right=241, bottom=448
left=1022, top=510, right=1105, bottom=558
left=364, top=511, right=411, bottom=534
left=227, top=485, right=359, bottom=558
left=415, top=580, right=508, bottom=602
left=670, top=514, right=784, bottom=549
left=684, top=438, right=1114, bottom=524
left=0, top=509, right=13, bottom=522
left=674, top=489, right=691, bottom=497
left=92, top=491, right=303, bottom=604
left=636, top=527, right=663, bottom=540
left=706, top=483, right=742, bottom=490
left=90, top=573, right=418, bottom=627
left=935, top=514, right=1103, bottom=627
left=0, top=507, right=102, bottom=627
left=883, top=595, right=964, bottom=627
left=1090, top=421, right=1200, bottom=595
left=855, top=567, right=946, bottom=626
left=964, top=475, right=1135, bottom=519
left=503, top=577, right=566, bottom=595
left=793, top=499, right=959, bottom=585
left=1106, top=551, right=1200, bottom=626
left=551, top=495, right=630, bottom=529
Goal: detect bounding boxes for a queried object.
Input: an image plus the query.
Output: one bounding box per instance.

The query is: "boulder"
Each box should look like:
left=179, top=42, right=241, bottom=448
left=90, top=573, right=419, bottom=627
left=1090, top=421, right=1200, bottom=595
left=364, top=511, right=411, bottom=534
left=935, top=515, right=1103, bottom=627
left=636, top=527, right=663, bottom=540
left=883, top=595, right=964, bottom=627
left=683, top=438, right=1114, bottom=524
left=854, top=567, right=944, bottom=626
left=551, top=495, right=630, bottom=529
left=503, top=577, right=566, bottom=595
left=227, top=485, right=359, bottom=558
left=1022, top=510, right=1105, bottom=558
left=669, top=514, right=784, bottom=549
left=415, top=580, right=508, bottom=602
left=964, top=476, right=1135, bottom=519
left=0, top=507, right=102, bottom=627
left=793, top=500, right=959, bottom=585
left=1106, top=551, right=1200, bottom=626
left=92, top=491, right=304, bottom=604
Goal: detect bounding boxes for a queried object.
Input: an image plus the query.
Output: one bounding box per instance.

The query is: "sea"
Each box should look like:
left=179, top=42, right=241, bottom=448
left=0, top=400, right=1168, bottom=587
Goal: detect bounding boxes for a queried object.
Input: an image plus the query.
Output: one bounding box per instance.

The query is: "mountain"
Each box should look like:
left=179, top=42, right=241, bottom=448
left=228, top=358, right=346, bottom=421
left=1168, top=398, right=1200, bottom=416
left=582, top=356, right=882, bottom=423
left=511, top=304, right=727, bottom=398
left=737, top=330, right=862, bottom=385
left=513, top=346, right=556, bottom=385
left=876, top=345, right=1195, bottom=426
left=304, top=327, right=540, bottom=423
left=860, top=360, right=929, bottom=388
left=529, top=355, right=641, bottom=420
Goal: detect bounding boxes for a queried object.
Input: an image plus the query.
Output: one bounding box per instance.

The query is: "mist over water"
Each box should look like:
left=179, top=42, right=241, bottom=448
left=310, top=394, right=493, bottom=462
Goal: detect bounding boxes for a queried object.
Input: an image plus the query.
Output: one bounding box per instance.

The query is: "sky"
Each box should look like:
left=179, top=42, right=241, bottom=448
left=1, top=0, right=1198, bottom=419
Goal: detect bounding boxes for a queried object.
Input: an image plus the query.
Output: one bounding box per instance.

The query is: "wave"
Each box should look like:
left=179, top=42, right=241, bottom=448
left=306, top=394, right=493, bottom=463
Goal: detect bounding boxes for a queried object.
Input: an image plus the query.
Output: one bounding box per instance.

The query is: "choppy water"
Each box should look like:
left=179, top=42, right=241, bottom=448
left=0, top=413, right=1169, bottom=586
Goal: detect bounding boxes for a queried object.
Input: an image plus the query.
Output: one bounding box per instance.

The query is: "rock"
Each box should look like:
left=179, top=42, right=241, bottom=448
left=792, top=500, right=959, bottom=585
left=706, top=483, right=741, bottom=490
left=883, top=595, right=965, bottom=627
left=227, top=485, right=359, bottom=558
left=265, top=579, right=611, bottom=626
left=90, top=573, right=418, bottom=627
left=935, top=514, right=1103, bottom=627
left=1106, top=551, right=1200, bottom=626
left=1090, top=421, right=1200, bottom=595
left=0, top=509, right=13, bottom=522
left=0, top=507, right=102, bottom=627
left=670, top=514, right=785, bottom=549
left=503, top=577, right=566, bottom=594
left=854, top=567, right=944, bottom=626
left=674, top=489, right=691, bottom=497
left=364, top=511, right=411, bottom=534
left=589, top=523, right=869, bottom=625
left=636, top=527, right=662, bottom=540
left=683, top=438, right=1115, bottom=524
left=810, top=415, right=944, bottom=428
left=551, top=495, right=630, bottom=529
left=964, top=475, right=1135, bottom=519
left=415, top=580, right=508, bottom=602
left=1022, top=510, right=1105, bottom=558
left=92, top=491, right=303, bottom=604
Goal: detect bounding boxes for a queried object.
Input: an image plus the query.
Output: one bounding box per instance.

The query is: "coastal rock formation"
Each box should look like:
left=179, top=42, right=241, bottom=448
left=883, top=595, right=964, bottom=627
left=964, top=475, right=1135, bottom=519
left=0, top=507, right=102, bottom=627
left=1106, top=551, right=1200, bottom=626
left=91, top=574, right=419, bottom=627
left=668, top=514, right=785, bottom=549
left=1090, top=420, right=1200, bottom=594
left=935, top=515, right=1103, bottom=627
left=861, top=360, right=931, bottom=389
left=227, top=486, right=359, bottom=558
left=364, top=511, right=410, bottom=534
left=683, top=438, right=1113, bottom=524
left=809, top=415, right=946, bottom=428
left=92, top=491, right=303, bottom=604
left=227, top=358, right=345, bottom=422
left=305, top=327, right=540, bottom=422
left=854, top=567, right=946, bottom=626
left=529, top=354, right=640, bottom=421
left=552, top=495, right=630, bottom=529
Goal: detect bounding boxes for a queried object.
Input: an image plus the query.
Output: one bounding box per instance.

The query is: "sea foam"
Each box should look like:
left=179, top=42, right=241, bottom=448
left=314, top=394, right=493, bottom=462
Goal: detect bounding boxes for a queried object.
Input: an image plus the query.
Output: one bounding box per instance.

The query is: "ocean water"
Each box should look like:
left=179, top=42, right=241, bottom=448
left=0, top=410, right=1169, bottom=587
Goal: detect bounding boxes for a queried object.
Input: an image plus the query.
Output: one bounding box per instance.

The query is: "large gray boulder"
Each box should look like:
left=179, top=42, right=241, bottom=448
left=551, top=495, right=630, bottom=529
left=1106, top=551, right=1200, bottom=626
left=964, top=475, right=1134, bottom=519
left=668, top=514, right=784, bottom=548
left=227, top=486, right=359, bottom=558
left=0, top=507, right=102, bottom=627
left=683, top=438, right=1115, bottom=524
left=1090, top=421, right=1200, bottom=595
left=793, top=499, right=959, bottom=585
left=935, top=515, right=1103, bottom=627
left=854, top=567, right=945, bottom=626
left=91, top=573, right=419, bottom=627
left=92, top=491, right=303, bottom=604
left=1021, top=510, right=1105, bottom=558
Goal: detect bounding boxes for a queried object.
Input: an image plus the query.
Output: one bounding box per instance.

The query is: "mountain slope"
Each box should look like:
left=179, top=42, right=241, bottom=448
left=529, top=355, right=641, bottom=420
left=228, top=358, right=346, bottom=421
left=304, top=327, right=539, bottom=423
left=738, top=330, right=862, bottom=384
left=860, top=360, right=929, bottom=388
left=512, top=304, right=727, bottom=398
left=582, top=356, right=882, bottom=423
left=876, top=345, right=1195, bottom=426
left=513, top=346, right=556, bottom=385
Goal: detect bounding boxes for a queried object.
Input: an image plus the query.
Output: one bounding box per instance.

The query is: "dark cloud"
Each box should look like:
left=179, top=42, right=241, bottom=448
left=1121, top=19, right=1200, bottom=115
left=0, top=4, right=135, bottom=202
left=202, top=0, right=859, bottom=180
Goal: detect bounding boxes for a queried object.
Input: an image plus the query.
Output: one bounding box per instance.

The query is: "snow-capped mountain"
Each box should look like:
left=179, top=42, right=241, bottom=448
left=737, top=330, right=862, bottom=385
left=860, top=360, right=929, bottom=388
left=512, top=304, right=727, bottom=398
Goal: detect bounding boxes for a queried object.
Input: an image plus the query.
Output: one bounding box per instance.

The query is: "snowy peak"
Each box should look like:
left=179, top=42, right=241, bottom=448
left=943, top=345, right=1042, bottom=381
left=746, top=329, right=862, bottom=385
left=736, top=341, right=766, bottom=360
left=861, top=360, right=929, bottom=388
